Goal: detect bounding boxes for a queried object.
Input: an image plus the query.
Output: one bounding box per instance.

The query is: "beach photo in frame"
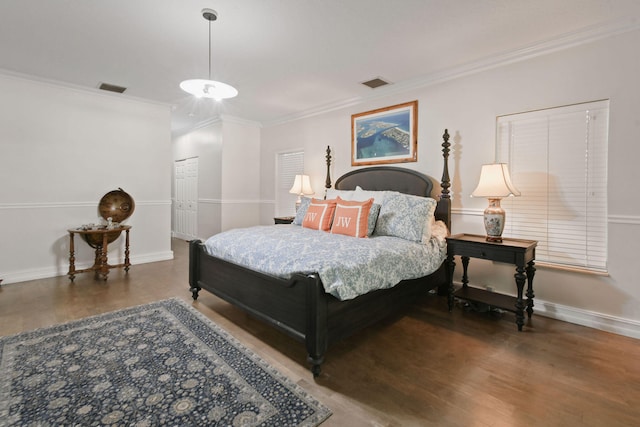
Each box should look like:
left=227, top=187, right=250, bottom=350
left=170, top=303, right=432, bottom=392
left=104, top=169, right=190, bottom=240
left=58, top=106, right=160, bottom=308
left=351, top=100, right=417, bottom=166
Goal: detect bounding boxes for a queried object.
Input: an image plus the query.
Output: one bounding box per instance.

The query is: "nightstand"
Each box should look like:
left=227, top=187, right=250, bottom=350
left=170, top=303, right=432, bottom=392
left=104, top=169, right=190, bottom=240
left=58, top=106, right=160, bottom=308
left=274, top=216, right=295, bottom=224
left=445, top=233, right=537, bottom=331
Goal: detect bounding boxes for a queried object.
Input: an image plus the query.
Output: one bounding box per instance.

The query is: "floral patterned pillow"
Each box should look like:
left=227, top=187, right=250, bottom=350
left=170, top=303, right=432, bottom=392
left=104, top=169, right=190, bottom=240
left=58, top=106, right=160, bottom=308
left=373, top=192, right=437, bottom=242
left=366, top=203, right=381, bottom=236
left=292, top=197, right=312, bottom=225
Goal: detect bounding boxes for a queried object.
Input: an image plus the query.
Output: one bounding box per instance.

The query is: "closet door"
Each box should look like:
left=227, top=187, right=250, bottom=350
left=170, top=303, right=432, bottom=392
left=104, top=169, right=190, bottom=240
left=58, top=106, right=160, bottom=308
left=174, top=157, right=198, bottom=240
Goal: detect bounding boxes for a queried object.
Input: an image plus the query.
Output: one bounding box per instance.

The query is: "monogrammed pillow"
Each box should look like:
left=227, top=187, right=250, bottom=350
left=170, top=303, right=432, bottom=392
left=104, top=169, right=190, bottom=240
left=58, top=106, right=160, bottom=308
left=330, top=197, right=374, bottom=238
left=302, top=198, right=337, bottom=231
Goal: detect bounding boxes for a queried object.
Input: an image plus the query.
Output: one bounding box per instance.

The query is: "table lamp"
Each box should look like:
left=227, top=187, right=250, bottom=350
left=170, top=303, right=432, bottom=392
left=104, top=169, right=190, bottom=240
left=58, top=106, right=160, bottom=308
left=289, top=174, right=314, bottom=211
left=471, top=163, right=520, bottom=242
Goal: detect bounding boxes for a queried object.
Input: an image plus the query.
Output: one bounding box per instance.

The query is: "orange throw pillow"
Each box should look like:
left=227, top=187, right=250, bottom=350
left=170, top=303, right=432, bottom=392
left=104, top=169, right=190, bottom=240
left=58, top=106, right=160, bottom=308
left=302, top=198, right=337, bottom=231
left=331, top=197, right=374, bottom=238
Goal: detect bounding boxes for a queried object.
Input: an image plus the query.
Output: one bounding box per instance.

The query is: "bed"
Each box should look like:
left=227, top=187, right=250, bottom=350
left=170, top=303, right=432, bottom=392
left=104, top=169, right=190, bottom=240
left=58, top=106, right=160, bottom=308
left=189, top=129, right=452, bottom=376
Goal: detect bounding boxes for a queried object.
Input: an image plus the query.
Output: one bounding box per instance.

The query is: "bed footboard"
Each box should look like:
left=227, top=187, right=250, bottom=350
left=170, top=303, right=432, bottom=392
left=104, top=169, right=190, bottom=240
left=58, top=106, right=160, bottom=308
left=189, top=239, right=329, bottom=375
left=189, top=239, right=446, bottom=376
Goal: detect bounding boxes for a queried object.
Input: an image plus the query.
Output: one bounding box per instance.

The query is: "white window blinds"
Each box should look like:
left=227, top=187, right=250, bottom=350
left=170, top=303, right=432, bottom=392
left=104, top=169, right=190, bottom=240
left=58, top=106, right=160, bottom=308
left=496, top=100, right=609, bottom=272
left=276, top=151, right=305, bottom=217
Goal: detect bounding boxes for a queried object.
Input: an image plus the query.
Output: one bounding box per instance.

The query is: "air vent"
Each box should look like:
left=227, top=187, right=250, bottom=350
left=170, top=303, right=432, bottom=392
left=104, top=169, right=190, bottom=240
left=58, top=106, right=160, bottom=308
left=361, top=77, right=391, bottom=89
left=98, top=82, right=127, bottom=93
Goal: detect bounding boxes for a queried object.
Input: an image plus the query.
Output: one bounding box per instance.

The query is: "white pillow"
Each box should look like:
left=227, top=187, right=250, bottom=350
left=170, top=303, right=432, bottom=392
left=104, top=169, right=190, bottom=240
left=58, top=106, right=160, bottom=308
left=421, top=201, right=438, bottom=242
left=326, top=188, right=355, bottom=201
left=353, top=186, right=389, bottom=204
left=429, top=219, right=449, bottom=243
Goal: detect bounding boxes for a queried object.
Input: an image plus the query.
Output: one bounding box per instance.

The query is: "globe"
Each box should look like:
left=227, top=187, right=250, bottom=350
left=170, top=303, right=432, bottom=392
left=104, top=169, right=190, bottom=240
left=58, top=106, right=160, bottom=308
left=81, top=188, right=135, bottom=248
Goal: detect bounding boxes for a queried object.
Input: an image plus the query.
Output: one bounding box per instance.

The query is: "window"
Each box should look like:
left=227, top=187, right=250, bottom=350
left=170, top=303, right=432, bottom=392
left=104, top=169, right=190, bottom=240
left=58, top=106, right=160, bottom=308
left=276, top=151, right=305, bottom=217
left=496, top=100, right=609, bottom=272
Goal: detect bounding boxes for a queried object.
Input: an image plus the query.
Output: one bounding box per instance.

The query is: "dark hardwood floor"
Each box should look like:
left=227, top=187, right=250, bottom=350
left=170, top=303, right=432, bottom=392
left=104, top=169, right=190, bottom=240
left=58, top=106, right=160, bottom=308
left=2, top=238, right=639, bottom=426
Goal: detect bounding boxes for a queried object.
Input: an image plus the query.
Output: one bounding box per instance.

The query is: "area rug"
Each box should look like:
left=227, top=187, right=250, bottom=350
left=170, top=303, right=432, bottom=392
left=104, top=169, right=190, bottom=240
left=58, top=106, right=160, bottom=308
left=0, top=298, right=331, bottom=426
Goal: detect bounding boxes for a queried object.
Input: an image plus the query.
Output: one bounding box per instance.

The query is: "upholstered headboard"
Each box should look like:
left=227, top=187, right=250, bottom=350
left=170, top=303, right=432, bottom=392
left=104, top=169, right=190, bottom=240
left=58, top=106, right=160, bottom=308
left=334, top=166, right=434, bottom=198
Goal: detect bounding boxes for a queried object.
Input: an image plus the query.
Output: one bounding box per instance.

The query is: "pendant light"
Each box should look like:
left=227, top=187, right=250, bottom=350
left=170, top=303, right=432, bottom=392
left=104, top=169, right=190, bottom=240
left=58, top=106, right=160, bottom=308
left=180, top=9, right=238, bottom=100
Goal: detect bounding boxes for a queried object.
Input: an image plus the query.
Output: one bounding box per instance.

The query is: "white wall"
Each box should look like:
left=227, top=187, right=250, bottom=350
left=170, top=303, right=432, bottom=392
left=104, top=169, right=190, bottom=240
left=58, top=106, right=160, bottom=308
left=172, top=116, right=261, bottom=240
left=259, top=29, right=640, bottom=338
left=172, top=121, right=223, bottom=239
left=220, top=117, right=261, bottom=231
left=0, top=73, right=173, bottom=284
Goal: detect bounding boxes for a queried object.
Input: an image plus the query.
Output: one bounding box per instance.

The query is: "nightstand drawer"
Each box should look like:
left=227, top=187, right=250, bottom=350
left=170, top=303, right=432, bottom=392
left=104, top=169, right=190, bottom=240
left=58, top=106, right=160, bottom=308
left=450, top=244, right=522, bottom=264
left=447, top=234, right=536, bottom=266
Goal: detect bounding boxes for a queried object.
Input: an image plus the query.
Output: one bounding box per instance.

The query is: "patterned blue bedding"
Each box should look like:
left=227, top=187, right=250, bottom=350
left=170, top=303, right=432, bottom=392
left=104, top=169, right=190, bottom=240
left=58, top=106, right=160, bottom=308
left=203, top=225, right=447, bottom=301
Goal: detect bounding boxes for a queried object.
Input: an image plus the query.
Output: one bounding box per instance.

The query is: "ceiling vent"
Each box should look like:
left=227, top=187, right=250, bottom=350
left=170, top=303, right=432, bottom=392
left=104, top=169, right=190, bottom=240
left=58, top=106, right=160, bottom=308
left=361, top=77, right=391, bottom=89
left=98, top=82, right=127, bottom=93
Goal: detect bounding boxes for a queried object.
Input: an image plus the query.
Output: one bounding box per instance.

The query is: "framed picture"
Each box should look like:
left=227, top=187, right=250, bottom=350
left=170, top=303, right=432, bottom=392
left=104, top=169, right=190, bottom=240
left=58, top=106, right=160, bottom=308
left=351, top=100, right=418, bottom=166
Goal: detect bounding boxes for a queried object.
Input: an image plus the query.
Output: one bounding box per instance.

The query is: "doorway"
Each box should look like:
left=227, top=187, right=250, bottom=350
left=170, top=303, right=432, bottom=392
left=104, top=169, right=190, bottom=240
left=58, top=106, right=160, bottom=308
left=173, top=157, right=198, bottom=240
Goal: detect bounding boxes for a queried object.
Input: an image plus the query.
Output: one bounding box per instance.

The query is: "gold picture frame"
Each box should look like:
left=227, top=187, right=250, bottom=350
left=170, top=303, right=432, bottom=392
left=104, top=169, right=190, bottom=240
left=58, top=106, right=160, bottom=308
left=351, top=100, right=418, bottom=166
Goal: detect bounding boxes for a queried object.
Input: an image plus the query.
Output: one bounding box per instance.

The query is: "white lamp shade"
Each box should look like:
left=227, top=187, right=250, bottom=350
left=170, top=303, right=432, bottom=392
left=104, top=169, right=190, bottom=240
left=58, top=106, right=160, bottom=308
left=289, top=175, right=314, bottom=196
left=180, top=79, right=238, bottom=100
left=471, top=163, right=521, bottom=198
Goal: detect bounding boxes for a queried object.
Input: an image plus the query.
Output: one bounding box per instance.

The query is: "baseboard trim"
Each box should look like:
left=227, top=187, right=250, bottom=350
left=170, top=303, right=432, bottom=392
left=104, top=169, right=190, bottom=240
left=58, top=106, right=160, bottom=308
left=130, top=251, right=175, bottom=265
left=0, top=251, right=174, bottom=285
left=534, top=298, right=640, bottom=340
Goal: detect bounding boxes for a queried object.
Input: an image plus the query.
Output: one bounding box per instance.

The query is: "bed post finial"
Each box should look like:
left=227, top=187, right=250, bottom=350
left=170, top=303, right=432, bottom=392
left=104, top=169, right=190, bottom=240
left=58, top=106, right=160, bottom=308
left=441, top=129, right=451, bottom=199
left=438, top=129, right=452, bottom=229
left=325, top=146, right=332, bottom=190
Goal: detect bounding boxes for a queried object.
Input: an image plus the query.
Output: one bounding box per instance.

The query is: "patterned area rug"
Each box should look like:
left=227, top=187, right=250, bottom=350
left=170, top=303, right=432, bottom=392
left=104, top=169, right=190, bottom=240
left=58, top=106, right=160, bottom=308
left=0, top=298, right=331, bottom=426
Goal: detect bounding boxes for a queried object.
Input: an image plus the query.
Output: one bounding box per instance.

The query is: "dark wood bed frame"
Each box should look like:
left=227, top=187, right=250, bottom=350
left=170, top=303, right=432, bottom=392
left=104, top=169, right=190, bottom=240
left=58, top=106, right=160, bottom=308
left=189, top=129, right=452, bottom=376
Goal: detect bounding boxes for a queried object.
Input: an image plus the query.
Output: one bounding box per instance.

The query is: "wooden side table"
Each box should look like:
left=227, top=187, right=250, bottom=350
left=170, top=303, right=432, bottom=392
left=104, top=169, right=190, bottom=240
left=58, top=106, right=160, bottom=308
left=67, top=225, right=131, bottom=281
left=274, top=216, right=295, bottom=224
left=446, top=233, right=537, bottom=331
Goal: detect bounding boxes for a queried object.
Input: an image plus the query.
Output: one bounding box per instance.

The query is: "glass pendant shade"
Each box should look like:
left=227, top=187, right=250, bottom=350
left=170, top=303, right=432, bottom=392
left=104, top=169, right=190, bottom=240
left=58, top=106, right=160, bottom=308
left=179, top=79, right=238, bottom=100
left=180, top=9, right=237, bottom=101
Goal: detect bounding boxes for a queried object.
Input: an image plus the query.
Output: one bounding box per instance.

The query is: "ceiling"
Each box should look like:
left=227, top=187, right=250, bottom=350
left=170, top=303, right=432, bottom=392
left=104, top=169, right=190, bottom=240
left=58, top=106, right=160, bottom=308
left=1, top=0, right=639, bottom=133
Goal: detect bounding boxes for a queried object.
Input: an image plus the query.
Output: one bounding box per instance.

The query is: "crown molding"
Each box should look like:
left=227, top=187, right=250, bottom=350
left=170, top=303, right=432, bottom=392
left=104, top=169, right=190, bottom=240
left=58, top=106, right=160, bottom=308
left=172, top=114, right=262, bottom=137
left=172, top=116, right=223, bottom=137
left=264, top=18, right=640, bottom=128
left=219, top=114, right=262, bottom=128
left=0, top=67, right=170, bottom=108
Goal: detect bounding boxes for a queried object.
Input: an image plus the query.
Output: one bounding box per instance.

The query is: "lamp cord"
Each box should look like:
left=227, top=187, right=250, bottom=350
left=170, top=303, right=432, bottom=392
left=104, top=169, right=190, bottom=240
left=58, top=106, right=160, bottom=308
left=208, top=18, right=211, bottom=80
